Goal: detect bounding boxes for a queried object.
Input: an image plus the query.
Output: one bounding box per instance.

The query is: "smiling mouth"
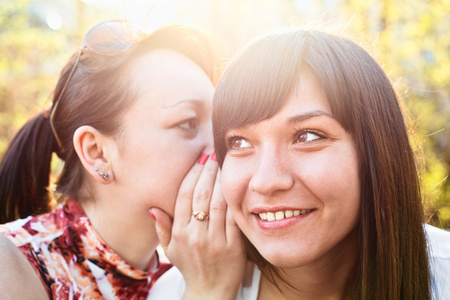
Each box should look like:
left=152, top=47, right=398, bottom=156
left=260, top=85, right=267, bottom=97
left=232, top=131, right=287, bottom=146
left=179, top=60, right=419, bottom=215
left=258, top=209, right=314, bottom=221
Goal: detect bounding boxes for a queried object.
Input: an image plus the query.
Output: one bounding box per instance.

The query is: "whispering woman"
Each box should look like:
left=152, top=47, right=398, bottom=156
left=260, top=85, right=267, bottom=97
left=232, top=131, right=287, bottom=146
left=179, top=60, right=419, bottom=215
left=0, top=20, right=246, bottom=299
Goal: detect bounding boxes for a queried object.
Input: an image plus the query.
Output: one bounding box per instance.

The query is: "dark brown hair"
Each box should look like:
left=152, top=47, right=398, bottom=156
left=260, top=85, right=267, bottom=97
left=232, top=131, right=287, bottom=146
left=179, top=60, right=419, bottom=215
left=212, top=28, right=430, bottom=299
left=0, top=23, right=221, bottom=223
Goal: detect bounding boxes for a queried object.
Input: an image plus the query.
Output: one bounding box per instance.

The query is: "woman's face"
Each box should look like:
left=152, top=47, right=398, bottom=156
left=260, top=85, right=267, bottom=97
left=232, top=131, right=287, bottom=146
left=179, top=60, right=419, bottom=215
left=110, top=49, right=214, bottom=216
left=221, top=67, right=360, bottom=268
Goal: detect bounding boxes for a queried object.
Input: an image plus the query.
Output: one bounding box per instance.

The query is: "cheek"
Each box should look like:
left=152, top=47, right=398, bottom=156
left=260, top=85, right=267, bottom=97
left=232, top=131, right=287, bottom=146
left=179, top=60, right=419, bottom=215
left=330, top=148, right=360, bottom=204
left=221, top=161, right=253, bottom=235
left=305, top=145, right=358, bottom=186
left=162, top=147, right=204, bottom=211
left=295, top=146, right=360, bottom=215
left=133, top=140, right=204, bottom=215
left=221, top=158, right=247, bottom=209
left=312, top=148, right=361, bottom=219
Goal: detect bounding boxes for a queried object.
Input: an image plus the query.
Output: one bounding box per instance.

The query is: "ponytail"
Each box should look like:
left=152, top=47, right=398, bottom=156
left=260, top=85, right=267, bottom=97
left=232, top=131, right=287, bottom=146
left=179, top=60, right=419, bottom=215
left=0, top=112, right=56, bottom=223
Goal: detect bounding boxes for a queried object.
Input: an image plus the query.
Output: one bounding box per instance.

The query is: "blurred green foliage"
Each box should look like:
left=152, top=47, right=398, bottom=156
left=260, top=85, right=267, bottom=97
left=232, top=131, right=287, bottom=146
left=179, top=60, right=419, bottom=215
left=328, top=0, right=450, bottom=228
left=0, top=0, right=67, bottom=155
left=371, top=0, right=450, bottom=229
left=0, top=0, right=449, bottom=228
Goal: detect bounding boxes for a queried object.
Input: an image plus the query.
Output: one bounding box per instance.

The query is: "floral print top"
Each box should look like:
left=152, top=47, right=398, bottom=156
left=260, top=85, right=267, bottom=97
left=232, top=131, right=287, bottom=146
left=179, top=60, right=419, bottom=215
left=0, top=199, right=171, bottom=299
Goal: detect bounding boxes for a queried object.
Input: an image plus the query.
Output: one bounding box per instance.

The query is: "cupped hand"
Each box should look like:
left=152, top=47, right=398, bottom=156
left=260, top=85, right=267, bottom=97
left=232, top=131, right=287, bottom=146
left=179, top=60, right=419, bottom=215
left=150, top=153, right=247, bottom=300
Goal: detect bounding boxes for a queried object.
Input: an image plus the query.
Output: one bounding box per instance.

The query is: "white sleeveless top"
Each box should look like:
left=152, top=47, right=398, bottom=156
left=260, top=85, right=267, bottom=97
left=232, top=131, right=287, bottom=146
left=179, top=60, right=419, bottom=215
left=148, top=224, right=450, bottom=299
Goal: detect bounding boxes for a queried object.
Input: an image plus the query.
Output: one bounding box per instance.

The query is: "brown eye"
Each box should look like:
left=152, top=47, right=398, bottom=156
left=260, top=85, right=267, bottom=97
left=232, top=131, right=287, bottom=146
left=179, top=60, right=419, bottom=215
left=230, top=138, right=252, bottom=150
left=295, top=131, right=321, bottom=143
left=297, top=133, right=308, bottom=143
left=179, top=119, right=198, bottom=130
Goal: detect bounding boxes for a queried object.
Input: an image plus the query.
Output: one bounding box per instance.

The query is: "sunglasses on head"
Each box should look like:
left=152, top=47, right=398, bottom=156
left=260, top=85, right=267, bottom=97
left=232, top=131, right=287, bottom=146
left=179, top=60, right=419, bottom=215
left=50, top=20, right=142, bottom=151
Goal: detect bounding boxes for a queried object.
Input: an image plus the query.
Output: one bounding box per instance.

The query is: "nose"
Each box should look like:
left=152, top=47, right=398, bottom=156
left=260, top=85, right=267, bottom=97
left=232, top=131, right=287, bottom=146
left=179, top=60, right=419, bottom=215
left=248, top=147, right=294, bottom=195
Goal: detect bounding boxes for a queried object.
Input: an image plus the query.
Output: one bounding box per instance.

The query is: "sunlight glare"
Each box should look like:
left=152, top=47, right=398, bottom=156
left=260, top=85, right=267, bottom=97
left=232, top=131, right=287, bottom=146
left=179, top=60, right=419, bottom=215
left=81, top=0, right=179, bottom=32
left=46, top=12, right=63, bottom=30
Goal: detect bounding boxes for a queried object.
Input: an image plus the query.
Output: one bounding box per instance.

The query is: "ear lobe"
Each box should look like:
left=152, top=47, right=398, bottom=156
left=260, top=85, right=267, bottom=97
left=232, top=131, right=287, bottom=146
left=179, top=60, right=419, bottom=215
left=73, top=126, right=114, bottom=183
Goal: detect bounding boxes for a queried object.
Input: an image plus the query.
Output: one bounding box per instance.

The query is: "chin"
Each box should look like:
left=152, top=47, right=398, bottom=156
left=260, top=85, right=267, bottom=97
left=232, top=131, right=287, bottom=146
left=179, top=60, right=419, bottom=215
left=265, top=255, right=307, bottom=269
left=257, top=244, right=322, bottom=269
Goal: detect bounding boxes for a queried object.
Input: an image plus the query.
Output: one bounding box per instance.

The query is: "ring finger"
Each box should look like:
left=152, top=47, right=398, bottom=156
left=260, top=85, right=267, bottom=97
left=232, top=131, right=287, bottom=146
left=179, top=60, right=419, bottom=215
left=191, top=153, right=218, bottom=224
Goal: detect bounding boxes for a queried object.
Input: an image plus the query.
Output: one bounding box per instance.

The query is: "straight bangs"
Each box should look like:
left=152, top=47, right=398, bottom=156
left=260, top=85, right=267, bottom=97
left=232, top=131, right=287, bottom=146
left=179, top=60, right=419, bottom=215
left=303, top=33, right=358, bottom=133
left=213, top=29, right=308, bottom=164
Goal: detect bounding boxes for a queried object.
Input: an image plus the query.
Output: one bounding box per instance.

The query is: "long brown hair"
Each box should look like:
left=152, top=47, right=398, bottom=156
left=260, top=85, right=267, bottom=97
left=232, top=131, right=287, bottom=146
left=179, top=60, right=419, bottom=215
left=0, top=23, right=221, bottom=223
left=212, top=28, right=430, bottom=299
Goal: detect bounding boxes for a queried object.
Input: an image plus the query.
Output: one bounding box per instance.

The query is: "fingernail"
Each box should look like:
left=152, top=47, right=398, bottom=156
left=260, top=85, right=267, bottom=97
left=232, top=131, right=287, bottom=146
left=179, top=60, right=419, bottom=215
left=198, top=153, right=210, bottom=165
left=211, top=152, right=217, bottom=162
left=149, top=209, right=157, bottom=221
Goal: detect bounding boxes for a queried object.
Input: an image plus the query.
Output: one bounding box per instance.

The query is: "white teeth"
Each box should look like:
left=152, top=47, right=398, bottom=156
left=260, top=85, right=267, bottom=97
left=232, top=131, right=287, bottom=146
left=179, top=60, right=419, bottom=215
left=266, top=212, right=275, bottom=221
left=260, top=212, right=267, bottom=220
left=259, top=209, right=312, bottom=221
left=275, top=211, right=284, bottom=220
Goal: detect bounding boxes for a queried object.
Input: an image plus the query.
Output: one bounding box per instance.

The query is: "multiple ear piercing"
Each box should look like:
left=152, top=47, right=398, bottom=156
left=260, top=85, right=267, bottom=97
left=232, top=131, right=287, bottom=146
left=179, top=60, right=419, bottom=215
left=93, top=166, right=110, bottom=181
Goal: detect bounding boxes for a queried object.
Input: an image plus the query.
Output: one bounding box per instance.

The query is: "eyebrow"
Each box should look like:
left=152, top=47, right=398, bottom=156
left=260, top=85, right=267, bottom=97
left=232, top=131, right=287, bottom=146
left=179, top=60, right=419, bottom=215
left=163, top=99, right=204, bottom=109
left=287, top=110, right=335, bottom=124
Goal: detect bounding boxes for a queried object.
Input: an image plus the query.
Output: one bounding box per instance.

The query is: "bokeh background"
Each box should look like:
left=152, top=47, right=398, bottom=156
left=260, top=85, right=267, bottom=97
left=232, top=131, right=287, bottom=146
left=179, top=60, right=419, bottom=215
left=1, top=0, right=449, bottom=228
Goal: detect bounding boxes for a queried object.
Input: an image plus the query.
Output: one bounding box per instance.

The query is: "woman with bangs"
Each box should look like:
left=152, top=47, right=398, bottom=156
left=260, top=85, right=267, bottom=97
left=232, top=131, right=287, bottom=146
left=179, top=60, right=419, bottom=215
left=210, top=28, right=450, bottom=299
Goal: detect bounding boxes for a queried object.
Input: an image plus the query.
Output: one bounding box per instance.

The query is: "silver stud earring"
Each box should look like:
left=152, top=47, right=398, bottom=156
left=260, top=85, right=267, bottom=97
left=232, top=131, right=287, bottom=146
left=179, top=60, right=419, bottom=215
left=94, top=167, right=110, bottom=181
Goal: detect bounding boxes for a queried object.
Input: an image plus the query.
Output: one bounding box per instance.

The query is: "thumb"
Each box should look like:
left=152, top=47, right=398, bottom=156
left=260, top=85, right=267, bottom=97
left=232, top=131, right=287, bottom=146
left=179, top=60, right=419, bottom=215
left=149, top=208, right=173, bottom=249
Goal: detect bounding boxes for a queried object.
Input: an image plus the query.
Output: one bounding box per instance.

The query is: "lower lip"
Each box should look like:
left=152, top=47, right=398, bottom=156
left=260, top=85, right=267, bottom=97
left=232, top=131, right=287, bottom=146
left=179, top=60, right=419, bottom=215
left=254, top=210, right=314, bottom=230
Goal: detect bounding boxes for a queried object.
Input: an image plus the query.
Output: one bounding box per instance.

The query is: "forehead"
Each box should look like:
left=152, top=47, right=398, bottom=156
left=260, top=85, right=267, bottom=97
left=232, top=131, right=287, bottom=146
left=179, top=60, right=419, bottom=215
left=287, top=66, right=331, bottom=111
left=257, top=66, right=332, bottom=124
left=128, top=49, right=214, bottom=108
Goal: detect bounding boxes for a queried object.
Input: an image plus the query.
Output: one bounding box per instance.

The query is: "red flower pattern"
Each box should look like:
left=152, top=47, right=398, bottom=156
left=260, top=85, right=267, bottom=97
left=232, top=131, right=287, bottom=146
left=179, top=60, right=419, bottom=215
left=0, top=199, right=171, bottom=299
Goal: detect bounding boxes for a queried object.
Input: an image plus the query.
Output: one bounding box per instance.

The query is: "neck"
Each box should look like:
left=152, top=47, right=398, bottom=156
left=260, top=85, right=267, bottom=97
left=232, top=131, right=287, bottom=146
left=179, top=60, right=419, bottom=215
left=258, top=228, right=359, bottom=300
left=80, top=195, right=159, bottom=271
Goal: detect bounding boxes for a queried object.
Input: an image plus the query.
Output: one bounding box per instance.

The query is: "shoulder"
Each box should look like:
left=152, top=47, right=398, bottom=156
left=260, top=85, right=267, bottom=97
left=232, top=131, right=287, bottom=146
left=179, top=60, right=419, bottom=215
left=424, top=224, right=450, bottom=259
left=424, top=224, right=450, bottom=299
left=0, top=234, right=49, bottom=299
left=0, top=216, right=33, bottom=245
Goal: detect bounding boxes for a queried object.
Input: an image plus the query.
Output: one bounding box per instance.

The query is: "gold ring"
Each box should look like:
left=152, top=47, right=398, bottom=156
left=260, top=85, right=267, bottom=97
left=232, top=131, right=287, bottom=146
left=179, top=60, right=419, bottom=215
left=192, top=211, right=209, bottom=221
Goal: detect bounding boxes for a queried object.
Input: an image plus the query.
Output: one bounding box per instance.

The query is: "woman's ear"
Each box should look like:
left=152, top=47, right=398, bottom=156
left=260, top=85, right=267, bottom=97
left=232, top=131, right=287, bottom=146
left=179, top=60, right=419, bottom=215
left=73, top=126, right=115, bottom=184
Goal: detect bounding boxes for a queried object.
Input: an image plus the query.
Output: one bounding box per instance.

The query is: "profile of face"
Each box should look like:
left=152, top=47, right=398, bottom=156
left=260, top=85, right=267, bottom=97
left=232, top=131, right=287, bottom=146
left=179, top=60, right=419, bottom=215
left=107, top=49, right=214, bottom=216
left=221, top=66, right=361, bottom=268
